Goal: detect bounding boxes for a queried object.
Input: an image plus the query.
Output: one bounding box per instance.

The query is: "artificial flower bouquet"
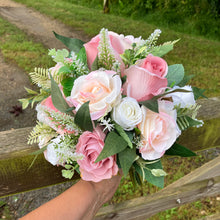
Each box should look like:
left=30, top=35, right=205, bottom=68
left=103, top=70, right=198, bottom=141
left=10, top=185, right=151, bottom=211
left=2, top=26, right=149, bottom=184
left=20, top=28, right=205, bottom=188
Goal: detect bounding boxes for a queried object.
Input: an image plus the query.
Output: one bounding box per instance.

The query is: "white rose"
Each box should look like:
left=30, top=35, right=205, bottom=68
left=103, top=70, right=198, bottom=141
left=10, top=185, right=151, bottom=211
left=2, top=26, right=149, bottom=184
left=67, top=70, right=122, bottom=120
left=44, top=136, right=82, bottom=166
left=112, top=97, right=142, bottom=131
left=169, top=85, right=195, bottom=108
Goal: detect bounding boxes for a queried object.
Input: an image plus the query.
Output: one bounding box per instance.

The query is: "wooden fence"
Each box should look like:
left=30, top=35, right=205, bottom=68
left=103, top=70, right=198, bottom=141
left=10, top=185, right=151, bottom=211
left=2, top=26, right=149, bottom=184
left=0, top=97, right=220, bottom=219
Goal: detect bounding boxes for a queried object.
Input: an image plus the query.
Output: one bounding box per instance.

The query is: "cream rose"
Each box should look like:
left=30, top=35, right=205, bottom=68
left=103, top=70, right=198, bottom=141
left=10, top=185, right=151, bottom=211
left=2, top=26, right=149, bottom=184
left=66, top=70, right=122, bottom=120
left=138, top=101, right=181, bottom=160
left=112, top=97, right=142, bottom=131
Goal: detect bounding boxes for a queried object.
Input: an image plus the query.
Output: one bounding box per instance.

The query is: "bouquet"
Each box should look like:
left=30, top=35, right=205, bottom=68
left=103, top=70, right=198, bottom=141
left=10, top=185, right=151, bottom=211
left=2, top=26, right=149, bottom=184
left=20, top=28, right=205, bottom=188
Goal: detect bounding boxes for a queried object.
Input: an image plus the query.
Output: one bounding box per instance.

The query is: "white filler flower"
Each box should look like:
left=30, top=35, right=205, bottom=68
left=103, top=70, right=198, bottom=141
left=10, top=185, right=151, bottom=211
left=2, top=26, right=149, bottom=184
left=112, top=97, right=142, bottom=131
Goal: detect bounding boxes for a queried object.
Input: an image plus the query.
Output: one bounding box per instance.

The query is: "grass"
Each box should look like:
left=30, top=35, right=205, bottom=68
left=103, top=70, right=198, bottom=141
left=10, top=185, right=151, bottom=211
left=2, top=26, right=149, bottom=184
left=0, top=17, right=54, bottom=72
left=10, top=0, right=220, bottom=97
left=0, top=1, right=219, bottom=219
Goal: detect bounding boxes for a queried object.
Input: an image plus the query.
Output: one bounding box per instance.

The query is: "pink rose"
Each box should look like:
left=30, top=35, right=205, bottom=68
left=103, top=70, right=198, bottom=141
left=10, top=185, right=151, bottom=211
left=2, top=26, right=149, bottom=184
left=122, top=55, right=168, bottom=101
left=66, top=70, right=122, bottom=120
left=139, top=54, right=168, bottom=77
left=76, top=127, right=118, bottom=182
left=36, top=96, right=75, bottom=135
left=84, top=31, right=133, bottom=70
left=138, top=100, right=181, bottom=160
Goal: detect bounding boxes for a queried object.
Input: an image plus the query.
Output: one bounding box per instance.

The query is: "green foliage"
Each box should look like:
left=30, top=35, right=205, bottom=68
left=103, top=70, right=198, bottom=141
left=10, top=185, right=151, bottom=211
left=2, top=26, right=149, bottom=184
left=134, top=158, right=165, bottom=188
left=166, top=64, right=184, bottom=87
left=118, top=147, right=137, bottom=176
left=50, top=74, right=74, bottom=116
left=114, top=123, right=133, bottom=148
left=74, top=101, right=93, bottom=131
left=61, top=77, right=75, bottom=97
left=48, top=48, right=69, bottom=63
left=29, top=67, right=51, bottom=89
left=165, top=142, right=197, bottom=157
left=98, top=28, right=117, bottom=70
left=27, top=121, right=57, bottom=145
left=19, top=87, right=50, bottom=109
left=53, top=31, right=85, bottom=53
left=95, top=131, right=127, bottom=162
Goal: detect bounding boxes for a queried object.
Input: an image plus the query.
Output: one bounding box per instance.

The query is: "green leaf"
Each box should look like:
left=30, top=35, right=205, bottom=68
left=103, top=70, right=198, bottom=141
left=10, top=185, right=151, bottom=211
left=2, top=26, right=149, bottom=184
left=134, top=160, right=164, bottom=188
left=58, top=66, right=72, bottom=75
left=139, top=98, right=159, bottom=113
left=30, top=145, right=47, bottom=155
left=19, top=98, right=30, bottom=109
left=74, top=101, right=93, bottom=131
left=118, top=147, right=137, bottom=176
left=178, top=74, right=194, bottom=87
left=24, top=87, right=38, bottom=95
left=50, top=74, right=74, bottom=116
left=77, top=46, right=88, bottom=67
left=53, top=31, right=84, bottom=53
left=114, top=123, right=133, bottom=148
left=150, top=44, right=173, bottom=57
left=91, top=55, right=99, bottom=71
left=61, top=77, right=75, bottom=97
left=165, top=142, right=196, bottom=157
left=166, top=64, right=184, bottom=87
left=192, top=87, right=207, bottom=100
left=95, top=131, right=128, bottom=163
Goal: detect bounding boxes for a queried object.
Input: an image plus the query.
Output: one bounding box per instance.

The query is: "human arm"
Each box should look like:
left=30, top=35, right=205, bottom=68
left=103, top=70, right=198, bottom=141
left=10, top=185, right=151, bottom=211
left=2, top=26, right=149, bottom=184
left=20, top=173, right=121, bottom=220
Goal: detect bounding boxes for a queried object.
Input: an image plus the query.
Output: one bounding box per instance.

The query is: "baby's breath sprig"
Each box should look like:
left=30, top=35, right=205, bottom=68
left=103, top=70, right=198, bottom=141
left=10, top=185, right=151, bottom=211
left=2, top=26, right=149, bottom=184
left=99, top=117, right=115, bottom=132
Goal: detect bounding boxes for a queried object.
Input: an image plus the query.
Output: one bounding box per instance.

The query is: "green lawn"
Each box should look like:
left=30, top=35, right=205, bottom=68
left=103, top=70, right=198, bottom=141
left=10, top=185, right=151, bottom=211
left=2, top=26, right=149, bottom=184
left=9, top=0, right=220, bottom=97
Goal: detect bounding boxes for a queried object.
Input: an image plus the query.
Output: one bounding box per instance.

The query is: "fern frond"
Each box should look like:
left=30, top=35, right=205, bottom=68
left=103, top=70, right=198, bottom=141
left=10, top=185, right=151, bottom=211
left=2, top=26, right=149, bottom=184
left=29, top=67, right=50, bottom=89
left=27, top=121, right=57, bottom=145
left=174, top=103, right=201, bottom=119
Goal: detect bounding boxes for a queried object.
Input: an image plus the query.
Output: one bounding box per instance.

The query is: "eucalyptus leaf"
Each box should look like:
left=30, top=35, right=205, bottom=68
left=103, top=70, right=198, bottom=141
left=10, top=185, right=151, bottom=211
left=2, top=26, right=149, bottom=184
left=165, top=142, right=196, bottom=157
left=53, top=31, right=84, bottom=53
left=118, top=147, right=137, bottom=176
left=50, top=74, right=74, bottom=116
left=166, top=64, right=184, bottom=87
left=74, top=101, right=93, bottom=132
left=95, top=131, right=127, bottom=163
